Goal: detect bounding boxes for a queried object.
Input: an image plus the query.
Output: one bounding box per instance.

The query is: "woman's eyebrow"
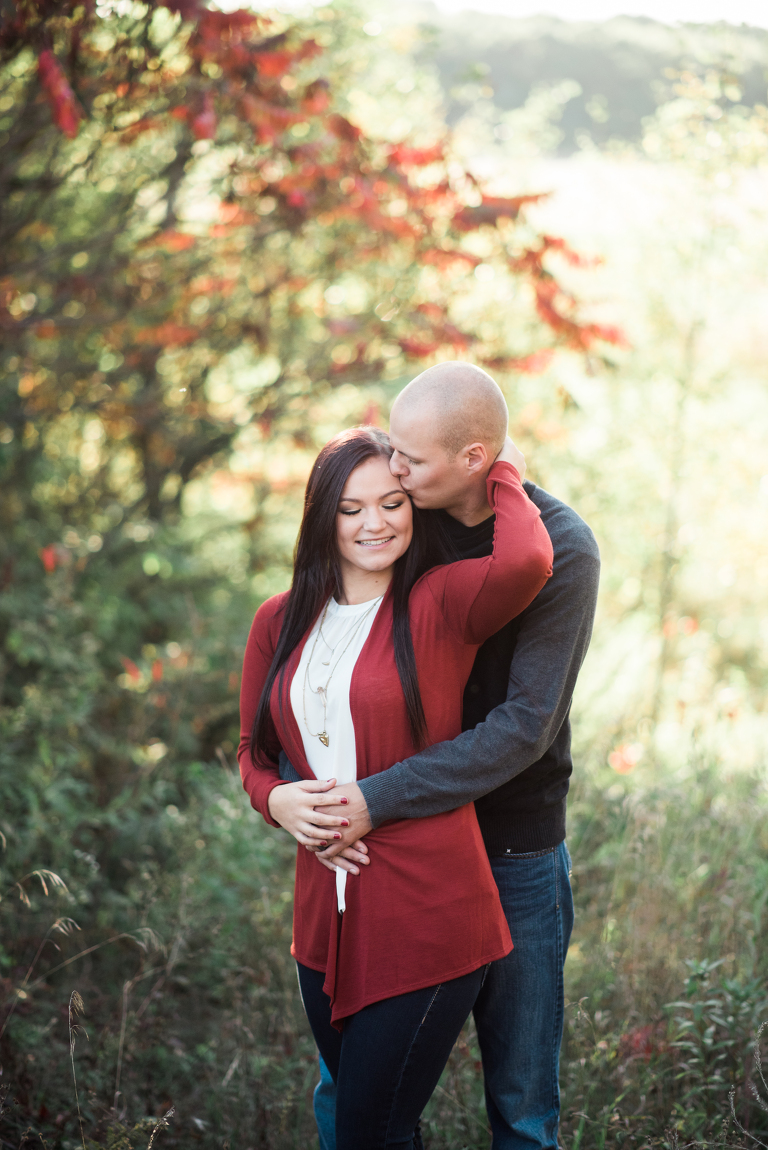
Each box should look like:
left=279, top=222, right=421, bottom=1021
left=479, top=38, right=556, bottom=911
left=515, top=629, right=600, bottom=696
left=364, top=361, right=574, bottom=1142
left=339, top=489, right=404, bottom=503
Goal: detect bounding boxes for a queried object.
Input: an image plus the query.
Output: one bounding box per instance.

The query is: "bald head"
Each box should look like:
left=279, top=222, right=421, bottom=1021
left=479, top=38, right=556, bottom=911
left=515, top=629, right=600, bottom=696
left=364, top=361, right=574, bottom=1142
left=392, top=362, right=508, bottom=458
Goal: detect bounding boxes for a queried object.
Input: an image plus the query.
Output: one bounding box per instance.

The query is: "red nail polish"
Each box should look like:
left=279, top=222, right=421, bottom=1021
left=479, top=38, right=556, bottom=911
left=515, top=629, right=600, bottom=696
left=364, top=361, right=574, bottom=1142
left=319, top=841, right=327, bottom=847
left=334, top=832, right=342, bottom=840
left=341, top=819, right=350, bottom=826
left=339, top=797, right=349, bottom=804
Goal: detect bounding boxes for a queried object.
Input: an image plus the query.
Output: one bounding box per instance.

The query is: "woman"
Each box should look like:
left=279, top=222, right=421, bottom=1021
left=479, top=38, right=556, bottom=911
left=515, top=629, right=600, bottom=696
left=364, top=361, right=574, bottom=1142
left=238, top=427, right=552, bottom=1149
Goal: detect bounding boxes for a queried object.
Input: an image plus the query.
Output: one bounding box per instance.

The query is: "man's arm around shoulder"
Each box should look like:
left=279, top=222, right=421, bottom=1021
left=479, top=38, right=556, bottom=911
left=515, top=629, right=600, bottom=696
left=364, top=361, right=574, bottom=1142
left=359, top=494, right=600, bottom=826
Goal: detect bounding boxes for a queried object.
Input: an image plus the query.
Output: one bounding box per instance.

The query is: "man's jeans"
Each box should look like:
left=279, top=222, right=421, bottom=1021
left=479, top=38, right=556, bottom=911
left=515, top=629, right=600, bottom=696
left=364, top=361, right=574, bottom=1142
left=313, top=841, right=573, bottom=1150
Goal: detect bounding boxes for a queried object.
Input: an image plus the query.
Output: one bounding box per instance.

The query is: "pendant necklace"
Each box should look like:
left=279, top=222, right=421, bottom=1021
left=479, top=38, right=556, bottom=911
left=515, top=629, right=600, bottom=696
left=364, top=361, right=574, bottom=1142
left=302, top=596, right=382, bottom=747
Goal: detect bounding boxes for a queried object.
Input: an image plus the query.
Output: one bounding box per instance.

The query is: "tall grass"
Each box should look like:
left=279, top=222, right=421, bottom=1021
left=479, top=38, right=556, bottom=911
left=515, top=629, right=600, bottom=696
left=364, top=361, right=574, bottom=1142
left=1, top=765, right=318, bottom=1147
left=3, top=740, right=768, bottom=1148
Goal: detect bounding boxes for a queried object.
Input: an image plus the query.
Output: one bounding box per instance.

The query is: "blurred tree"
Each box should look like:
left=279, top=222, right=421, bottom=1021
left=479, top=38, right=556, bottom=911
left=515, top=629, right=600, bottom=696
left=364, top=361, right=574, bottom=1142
left=1, top=0, right=618, bottom=531
left=0, top=0, right=621, bottom=819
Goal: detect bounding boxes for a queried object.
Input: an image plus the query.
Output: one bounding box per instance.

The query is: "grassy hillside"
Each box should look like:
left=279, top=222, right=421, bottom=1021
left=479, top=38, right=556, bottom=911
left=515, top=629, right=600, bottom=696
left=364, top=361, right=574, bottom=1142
left=383, top=3, right=768, bottom=150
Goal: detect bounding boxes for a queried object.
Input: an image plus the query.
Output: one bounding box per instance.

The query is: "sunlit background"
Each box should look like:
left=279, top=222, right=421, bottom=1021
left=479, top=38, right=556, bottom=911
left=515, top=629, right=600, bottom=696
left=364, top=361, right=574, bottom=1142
left=430, top=0, right=768, bottom=24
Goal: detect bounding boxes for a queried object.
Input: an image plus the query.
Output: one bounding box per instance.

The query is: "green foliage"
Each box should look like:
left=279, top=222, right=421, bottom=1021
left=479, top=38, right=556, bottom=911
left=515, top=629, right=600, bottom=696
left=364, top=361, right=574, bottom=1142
left=558, top=760, right=768, bottom=1149
left=1, top=763, right=313, bottom=1147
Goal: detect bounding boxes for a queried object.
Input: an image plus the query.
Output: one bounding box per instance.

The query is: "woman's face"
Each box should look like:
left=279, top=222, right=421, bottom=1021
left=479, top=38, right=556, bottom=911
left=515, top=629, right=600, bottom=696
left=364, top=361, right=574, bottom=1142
left=336, top=455, right=413, bottom=578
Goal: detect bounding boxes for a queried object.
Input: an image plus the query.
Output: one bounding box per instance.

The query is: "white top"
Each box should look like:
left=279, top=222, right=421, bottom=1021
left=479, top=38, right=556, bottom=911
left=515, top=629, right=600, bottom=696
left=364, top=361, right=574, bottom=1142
left=290, top=594, right=383, bottom=912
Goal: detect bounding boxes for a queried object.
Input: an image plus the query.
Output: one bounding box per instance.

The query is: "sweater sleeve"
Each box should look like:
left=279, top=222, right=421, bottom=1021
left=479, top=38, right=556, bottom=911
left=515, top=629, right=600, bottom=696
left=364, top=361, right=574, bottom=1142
left=418, top=461, right=553, bottom=646
left=237, top=596, right=289, bottom=827
left=358, top=513, right=600, bottom=825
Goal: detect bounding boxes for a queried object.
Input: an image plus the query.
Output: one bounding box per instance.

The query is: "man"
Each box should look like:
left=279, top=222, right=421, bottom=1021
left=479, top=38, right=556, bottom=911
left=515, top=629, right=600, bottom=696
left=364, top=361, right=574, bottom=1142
left=274, top=362, right=600, bottom=1149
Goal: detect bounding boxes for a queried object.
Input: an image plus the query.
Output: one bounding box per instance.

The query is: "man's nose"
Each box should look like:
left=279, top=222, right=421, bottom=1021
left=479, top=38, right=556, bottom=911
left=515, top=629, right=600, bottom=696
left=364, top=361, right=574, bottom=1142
left=390, top=453, right=407, bottom=477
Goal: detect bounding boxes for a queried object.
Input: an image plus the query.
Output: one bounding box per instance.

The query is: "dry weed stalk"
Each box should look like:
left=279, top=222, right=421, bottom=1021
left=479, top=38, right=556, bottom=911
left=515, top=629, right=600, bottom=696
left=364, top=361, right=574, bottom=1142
left=25, top=926, right=163, bottom=993
left=3, top=868, right=68, bottom=908
left=68, top=991, right=88, bottom=1150
left=0, top=916, right=79, bottom=1041
left=113, top=977, right=133, bottom=1115
left=729, top=1020, right=768, bottom=1150
left=147, top=1106, right=175, bottom=1149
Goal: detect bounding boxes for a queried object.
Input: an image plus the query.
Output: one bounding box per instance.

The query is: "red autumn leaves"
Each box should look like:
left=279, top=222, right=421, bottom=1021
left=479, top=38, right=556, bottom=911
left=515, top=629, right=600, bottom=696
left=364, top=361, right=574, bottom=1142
left=19, top=1, right=624, bottom=383
left=39, top=544, right=59, bottom=573
left=121, top=657, right=163, bottom=683
left=452, top=193, right=545, bottom=232
left=38, top=49, right=80, bottom=139
left=192, top=92, right=216, bottom=141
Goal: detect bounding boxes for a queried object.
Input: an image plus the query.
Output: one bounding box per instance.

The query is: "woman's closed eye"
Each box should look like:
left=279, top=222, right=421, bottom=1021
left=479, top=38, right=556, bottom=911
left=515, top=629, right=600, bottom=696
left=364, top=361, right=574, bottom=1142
left=339, top=500, right=405, bottom=516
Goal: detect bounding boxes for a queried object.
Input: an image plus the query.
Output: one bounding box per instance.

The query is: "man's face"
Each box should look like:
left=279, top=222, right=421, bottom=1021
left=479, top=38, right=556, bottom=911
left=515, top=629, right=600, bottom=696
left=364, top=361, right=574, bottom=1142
left=388, top=406, right=466, bottom=510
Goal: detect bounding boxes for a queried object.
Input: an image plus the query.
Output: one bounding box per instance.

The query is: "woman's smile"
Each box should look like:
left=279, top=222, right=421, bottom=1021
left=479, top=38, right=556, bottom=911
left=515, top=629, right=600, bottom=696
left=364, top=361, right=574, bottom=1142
left=355, top=536, right=395, bottom=548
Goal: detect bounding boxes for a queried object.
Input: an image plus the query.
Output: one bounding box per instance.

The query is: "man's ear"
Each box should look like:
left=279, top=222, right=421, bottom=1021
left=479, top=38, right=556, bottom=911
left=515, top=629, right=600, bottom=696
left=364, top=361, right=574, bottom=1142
left=461, top=441, right=490, bottom=474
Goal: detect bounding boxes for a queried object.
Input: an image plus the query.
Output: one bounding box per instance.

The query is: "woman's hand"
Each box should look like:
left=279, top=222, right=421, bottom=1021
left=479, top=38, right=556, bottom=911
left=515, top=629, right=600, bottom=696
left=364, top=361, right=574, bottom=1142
left=267, top=779, right=351, bottom=847
left=495, top=435, right=526, bottom=483
left=310, top=840, right=370, bottom=877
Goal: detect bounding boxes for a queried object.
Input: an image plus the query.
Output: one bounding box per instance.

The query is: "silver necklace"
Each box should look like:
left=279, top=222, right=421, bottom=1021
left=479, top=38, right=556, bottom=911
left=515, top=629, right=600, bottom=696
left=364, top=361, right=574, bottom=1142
left=316, top=606, right=374, bottom=666
left=302, top=596, right=381, bottom=747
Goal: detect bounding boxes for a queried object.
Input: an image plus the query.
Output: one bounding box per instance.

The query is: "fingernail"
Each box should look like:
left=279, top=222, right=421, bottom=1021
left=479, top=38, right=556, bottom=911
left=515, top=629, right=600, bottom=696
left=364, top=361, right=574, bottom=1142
left=333, top=832, right=342, bottom=840
left=319, top=841, right=327, bottom=847
left=339, top=797, right=349, bottom=804
left=351, top=868, right=359, bottom=875
left=341, top=819, right=350, bottom=826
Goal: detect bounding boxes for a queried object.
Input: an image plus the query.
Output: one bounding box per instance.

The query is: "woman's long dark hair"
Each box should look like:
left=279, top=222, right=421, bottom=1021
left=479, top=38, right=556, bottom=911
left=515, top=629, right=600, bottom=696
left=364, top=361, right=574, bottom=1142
left=251, top=426, right=453, bottom=760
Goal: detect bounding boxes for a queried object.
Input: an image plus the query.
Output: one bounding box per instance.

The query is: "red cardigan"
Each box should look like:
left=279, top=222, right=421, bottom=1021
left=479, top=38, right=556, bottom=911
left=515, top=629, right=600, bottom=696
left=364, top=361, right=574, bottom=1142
left=238, top=462, right=553, bottom=1027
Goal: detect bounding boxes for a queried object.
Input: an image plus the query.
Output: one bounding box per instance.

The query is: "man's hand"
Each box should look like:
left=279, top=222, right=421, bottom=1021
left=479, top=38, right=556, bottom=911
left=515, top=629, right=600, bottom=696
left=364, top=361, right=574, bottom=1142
left=310, top=780, right=372, bottom=857
left=496, top=435, right=526, bottom=483
left=310, top=840, right=370, bottom=877
left=303, top=780, right=374, bottom=874
left=267, top=778, right=351, bottom=847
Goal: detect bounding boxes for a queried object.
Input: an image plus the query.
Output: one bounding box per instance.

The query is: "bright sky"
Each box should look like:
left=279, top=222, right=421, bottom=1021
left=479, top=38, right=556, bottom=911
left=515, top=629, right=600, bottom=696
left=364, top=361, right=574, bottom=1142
left=430, top=0, right=768, bottom=25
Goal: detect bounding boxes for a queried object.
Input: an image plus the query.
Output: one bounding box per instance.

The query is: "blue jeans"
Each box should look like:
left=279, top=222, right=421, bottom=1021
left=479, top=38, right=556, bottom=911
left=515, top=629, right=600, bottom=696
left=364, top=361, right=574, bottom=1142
left=313, top=842, right=573, bottom=1150
left=299, top=962, right=485, bottom=1150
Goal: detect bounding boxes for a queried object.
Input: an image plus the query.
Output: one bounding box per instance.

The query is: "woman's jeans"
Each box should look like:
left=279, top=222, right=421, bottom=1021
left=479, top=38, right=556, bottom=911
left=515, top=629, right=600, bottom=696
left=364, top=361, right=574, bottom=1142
left=313, top=842, right=574, bottom=1150
left=298, top=962, right=485, bottom=1150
